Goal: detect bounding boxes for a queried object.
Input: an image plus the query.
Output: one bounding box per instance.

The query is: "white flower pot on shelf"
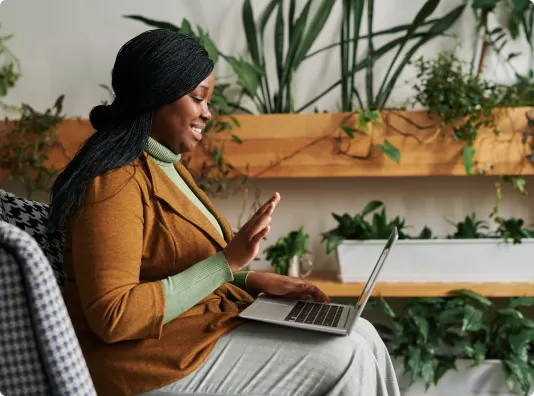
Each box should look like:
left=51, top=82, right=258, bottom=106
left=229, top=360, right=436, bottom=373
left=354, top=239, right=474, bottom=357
left=336, top=238, right=534, bottom=283
left=394, top=358, right=532, bottom=396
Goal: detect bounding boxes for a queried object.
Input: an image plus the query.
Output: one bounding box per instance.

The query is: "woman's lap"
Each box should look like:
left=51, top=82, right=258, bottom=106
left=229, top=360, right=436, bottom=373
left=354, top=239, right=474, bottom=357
left=138, top=318, right=400, bottom=396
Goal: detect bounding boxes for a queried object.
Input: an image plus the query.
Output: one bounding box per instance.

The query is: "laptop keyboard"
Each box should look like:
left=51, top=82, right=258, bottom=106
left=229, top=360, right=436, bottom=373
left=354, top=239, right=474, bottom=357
left=284, top=301, right=343, bottom=327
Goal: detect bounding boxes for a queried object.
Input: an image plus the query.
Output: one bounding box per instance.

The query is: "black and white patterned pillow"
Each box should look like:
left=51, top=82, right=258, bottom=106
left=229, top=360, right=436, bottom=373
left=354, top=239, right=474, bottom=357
left=0, top=189, right=65, bottom=288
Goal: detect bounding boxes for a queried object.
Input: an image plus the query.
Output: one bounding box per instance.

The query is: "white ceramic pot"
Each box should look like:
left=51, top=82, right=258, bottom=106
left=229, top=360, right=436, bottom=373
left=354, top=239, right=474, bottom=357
left=394, top=358, right=532, bottom=396
left=336, top=238, right=534, bottom=283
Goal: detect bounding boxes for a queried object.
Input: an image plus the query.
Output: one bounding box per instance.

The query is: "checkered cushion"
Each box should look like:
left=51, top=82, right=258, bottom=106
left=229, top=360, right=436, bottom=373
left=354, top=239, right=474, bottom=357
left=0, top=220, right=96, bottom=396
left=0, top=189, right=65, bottom=288
left=0, top=193, right=5, bottom=222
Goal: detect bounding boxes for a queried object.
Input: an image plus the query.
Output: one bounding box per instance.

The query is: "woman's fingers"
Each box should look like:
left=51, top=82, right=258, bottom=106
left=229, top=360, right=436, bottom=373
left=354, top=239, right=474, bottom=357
left=250, top=225, right=270, bottom=245
left=247, top=203, right=275, bottom=239
left=243, top=193, right=280, bottom=230
left=290, top=281, right=331, bottom=303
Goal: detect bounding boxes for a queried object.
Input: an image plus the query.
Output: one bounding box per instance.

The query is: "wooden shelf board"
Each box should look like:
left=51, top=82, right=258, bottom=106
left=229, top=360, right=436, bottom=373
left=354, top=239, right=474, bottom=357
left=302, top=271, right=534, bottom=297
left=2, top=108, right=533, bottom=179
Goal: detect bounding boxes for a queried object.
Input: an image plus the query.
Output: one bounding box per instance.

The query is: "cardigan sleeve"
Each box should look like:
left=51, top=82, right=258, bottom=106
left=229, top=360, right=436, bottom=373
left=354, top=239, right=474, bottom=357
left=69, top=168, right=166, bottom=344
left=160, top=254, right=253, bottom=324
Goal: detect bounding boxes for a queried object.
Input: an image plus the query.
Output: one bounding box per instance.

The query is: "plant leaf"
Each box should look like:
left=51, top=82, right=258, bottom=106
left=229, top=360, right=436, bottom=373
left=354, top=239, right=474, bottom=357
left=375, top=0, right=441, bottom=105
left=463, top=145, right=476, bottom=175
left=452, top=289, right=493, bottom=309
left=242, top=0, right=262, bottom=67
left=509, top=297, right=534, bottom=309
left=379, top=297, right=397, bottom=320
left=293, top=0, right=336, bottom=66
left=375, top=4, right=466, bottom=108
left=434, top=356, right=456, bottom=385
left=223, top=56, right=263, bottom=97
left=341, top=125, right=357, bottom=138
left=231, top=134, right=243, bottom=144
left=376, top=139, right=401, bottom=163
left=123, top=15, right=181, bottom=31
left=361, top=200, right=383, bottom=216
left=274, top=0, right=285, bottom=110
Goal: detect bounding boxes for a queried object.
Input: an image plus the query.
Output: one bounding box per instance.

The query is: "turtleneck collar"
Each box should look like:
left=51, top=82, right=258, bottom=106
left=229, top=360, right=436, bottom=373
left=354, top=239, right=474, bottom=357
left=147, top=137, right=181, bottom=165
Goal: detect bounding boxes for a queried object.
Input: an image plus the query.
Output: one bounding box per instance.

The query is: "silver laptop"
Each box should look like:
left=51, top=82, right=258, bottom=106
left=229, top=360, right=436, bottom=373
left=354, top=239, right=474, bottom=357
left=239, top=227, right=398, bottom=335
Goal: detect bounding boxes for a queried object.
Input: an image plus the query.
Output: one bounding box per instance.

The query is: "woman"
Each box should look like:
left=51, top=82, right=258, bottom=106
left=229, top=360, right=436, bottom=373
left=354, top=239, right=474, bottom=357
left=49, top=29, right=400, bottom=396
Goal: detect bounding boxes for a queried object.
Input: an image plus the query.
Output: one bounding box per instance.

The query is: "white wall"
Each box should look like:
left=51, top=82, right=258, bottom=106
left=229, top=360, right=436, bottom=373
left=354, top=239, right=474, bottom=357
left=0, top=0, right=533, bottom=271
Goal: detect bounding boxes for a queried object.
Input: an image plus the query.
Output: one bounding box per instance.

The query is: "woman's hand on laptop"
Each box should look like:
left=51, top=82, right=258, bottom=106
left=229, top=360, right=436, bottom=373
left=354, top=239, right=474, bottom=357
left=246, top=272, right=331, bottom=303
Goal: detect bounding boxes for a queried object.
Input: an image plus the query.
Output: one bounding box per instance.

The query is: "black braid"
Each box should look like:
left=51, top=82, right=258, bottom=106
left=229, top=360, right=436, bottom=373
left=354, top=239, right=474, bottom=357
left=48, top=29, right=214, bottom=231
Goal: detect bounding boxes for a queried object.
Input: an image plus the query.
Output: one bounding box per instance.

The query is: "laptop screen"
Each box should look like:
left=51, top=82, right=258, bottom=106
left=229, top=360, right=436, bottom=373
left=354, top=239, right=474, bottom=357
left=353, top=227, right=398, bottom=317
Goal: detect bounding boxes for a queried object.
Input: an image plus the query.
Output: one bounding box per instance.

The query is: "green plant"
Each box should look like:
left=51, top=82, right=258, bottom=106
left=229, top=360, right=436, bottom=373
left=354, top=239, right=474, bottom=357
left=0, top=27, right=21, bottom=98
left=227, top=0, right=336, bottom=114
left=446, top=213, right=490, bottom=239
left=413, top=51, right=514, bottom=175
left=339, top=0, right=465, bottom=111
left=447, top=290, right=534, bottom=395
left=263, top=226, right=310, bottom=275
left=494, top=216, right=534, bottom=244
left=321, top=200, right=410, bottom=254
left=332, top=1, right=465, bottom=166
left=379, top=296, right=464, bottom=390
left=470, top=0, right=534, bottom=74
left=415, top=225, right=435, bottom=239
left=380, top=293, right=534, bottom=394
left=0, top=95, right=67, bottom=198
left=123, top=15, right=219, bottom=63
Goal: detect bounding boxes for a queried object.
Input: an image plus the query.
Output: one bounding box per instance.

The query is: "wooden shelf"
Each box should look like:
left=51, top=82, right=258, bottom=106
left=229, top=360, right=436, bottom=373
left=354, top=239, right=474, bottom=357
left=2, top=108, right=532, bottom=179
left=188, top=107, right=534, bottom=178
left=304, top=271, right=534, bottom=297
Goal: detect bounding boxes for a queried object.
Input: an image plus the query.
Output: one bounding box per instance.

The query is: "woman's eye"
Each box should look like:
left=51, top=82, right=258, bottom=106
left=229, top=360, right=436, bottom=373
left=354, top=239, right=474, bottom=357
left=192, top=97, right=203, bottom=103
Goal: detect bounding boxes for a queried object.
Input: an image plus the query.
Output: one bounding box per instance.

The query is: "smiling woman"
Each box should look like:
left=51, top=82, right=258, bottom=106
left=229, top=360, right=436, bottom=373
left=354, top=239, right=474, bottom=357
left=150, top=73, right=214, bottom=153
left=47, top=29, right=400, bottom=396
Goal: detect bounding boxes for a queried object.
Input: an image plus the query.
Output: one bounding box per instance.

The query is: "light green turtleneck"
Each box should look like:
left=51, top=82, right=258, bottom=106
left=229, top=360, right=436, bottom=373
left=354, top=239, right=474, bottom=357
left=147, top=137, right=251, bottom=324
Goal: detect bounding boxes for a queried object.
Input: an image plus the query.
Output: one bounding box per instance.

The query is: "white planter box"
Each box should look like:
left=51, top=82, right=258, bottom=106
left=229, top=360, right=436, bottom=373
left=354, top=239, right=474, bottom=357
left=394, top=358, right=532, bottom=395
left=336, top=238, right=534, bottom=283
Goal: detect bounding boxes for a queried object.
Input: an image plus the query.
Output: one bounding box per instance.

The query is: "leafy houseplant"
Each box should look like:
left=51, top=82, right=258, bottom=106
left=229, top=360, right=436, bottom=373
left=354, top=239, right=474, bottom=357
left=379, top=296, right=464, bottom=390
left=0, top=96, right=68, bottom=198
left=446, top=213, right=489, bottom=239
left=446, top=212, right=534, bottom=244
left=380, top=293, right=534, bottom=395
left=448, top=290, right=534, bottom=396
left=0, top=28, right=69, bottom=199
left=412, top=51, right=516, bottom=176
left=320, top=200, right=410, bottom=254
left=264, top=226, right=310, bottom=275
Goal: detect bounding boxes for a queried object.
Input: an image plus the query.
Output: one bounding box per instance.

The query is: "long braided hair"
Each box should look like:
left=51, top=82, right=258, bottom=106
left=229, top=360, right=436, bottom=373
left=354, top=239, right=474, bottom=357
left=48, top=29, right=214, bottom=230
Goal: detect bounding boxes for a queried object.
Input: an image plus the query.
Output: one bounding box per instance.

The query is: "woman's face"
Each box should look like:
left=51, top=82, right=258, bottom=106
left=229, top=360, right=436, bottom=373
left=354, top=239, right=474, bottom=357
left=151, top=72, right=215, bottom=154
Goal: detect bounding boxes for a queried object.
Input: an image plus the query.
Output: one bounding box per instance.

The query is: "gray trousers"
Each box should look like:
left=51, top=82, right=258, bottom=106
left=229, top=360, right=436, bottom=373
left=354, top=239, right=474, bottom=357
left=139, top=318, right=401, bottom=396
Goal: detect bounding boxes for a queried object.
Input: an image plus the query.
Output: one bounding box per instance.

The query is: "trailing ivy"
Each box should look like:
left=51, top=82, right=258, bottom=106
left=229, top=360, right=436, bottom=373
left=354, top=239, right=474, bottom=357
left=413, top=51, right=514, bottom=176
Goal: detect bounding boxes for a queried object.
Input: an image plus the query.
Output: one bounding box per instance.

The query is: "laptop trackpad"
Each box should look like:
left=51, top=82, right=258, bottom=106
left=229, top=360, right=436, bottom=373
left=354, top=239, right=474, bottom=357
left=247, top=299, right=294, bottom=320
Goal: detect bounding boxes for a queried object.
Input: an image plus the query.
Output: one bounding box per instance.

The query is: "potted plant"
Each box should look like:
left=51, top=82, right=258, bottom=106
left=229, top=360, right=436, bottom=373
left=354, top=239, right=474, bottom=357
left=379, top=292, right=534, bottom=395
left=321, top=200, right=534, bottom=283
left=263, top=226, right=313, bottom=277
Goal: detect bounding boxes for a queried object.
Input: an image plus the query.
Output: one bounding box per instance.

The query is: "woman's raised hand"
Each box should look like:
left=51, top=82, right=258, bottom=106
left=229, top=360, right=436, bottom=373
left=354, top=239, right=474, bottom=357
left=222, top=192, right=280, bottom=273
